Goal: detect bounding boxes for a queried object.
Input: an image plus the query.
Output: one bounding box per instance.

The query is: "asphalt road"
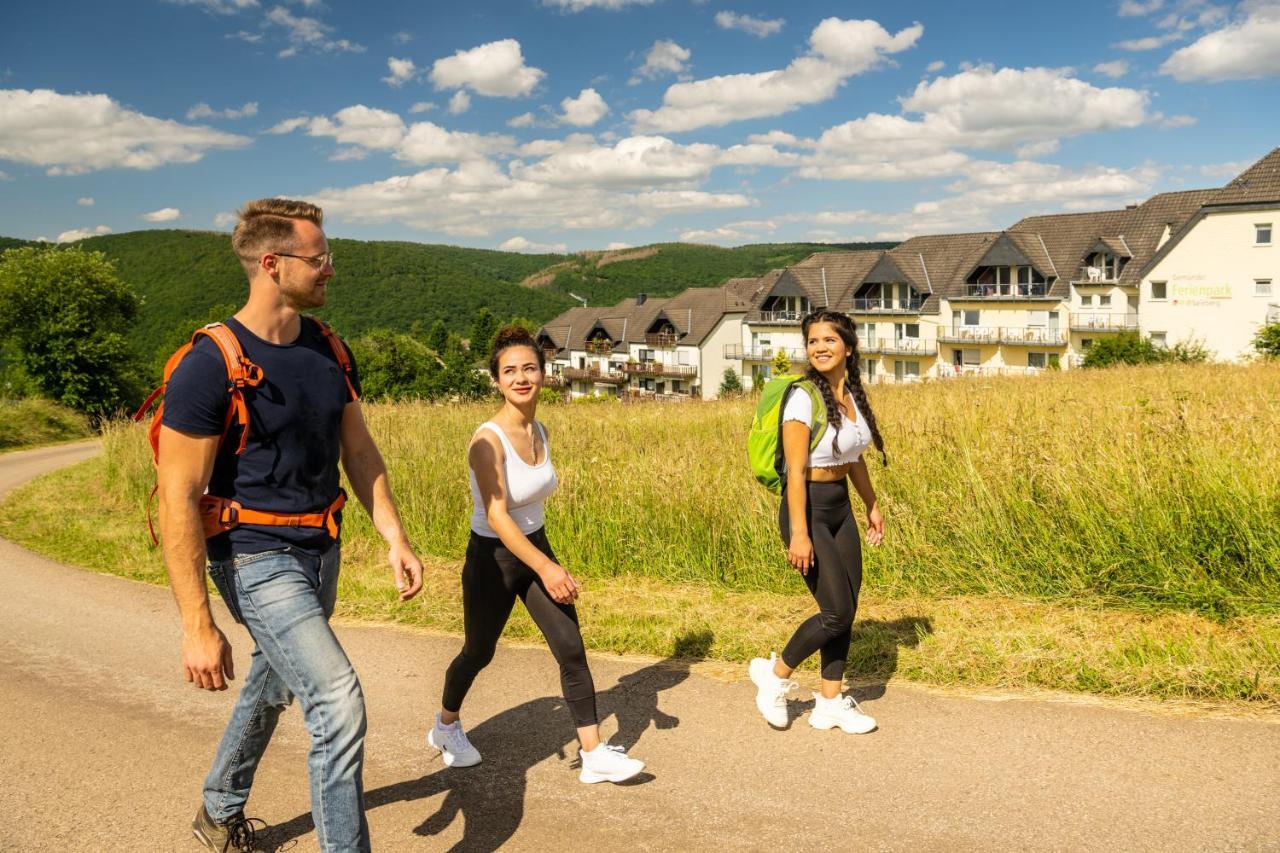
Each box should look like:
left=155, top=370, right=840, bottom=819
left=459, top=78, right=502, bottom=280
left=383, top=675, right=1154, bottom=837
left=1, top=441, right=1277, bottom=851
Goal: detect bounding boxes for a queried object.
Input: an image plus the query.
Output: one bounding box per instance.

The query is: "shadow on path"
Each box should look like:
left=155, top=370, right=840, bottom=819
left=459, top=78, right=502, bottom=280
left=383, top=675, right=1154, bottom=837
left=786, top=615, right=934, bottom=716
left=263, top=631, right=713, bottom=853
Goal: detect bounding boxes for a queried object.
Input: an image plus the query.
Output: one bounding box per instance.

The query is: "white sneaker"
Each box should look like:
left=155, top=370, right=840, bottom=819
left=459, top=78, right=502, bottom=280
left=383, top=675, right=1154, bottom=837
left=427, top=715, right=482, bottom=767
left=748, top=653, right=796, bottom=729
left=809, top=693, right=877, bottom=734
left=578, top=743, right=645, bottom=784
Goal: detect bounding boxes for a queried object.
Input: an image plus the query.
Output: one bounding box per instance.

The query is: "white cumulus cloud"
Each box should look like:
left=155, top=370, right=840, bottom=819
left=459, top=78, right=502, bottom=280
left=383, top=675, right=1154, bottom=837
left=631, top=39, right=691, bottom=83
left=629, top=17, right=923, bottom=132
left=214, top=211, right=236, bottom=228
left=142, top=207, right=182, bottom=222
left=1119, top=0, right=1164, bottom=15
left=0, top=89, right=250, bottom=175
left=1161, top=1, right=1280, bottom=81
left=448, top=91, right=471, bottom=115
left=714, top=11, right=784, bottom=37
left=383, top=57, right=417, bottom=87
left=409, top=101, right=436, bottom=113
left=186, top=101, right=258, bottom=120
left=77, top=197, right=95, bottom=206
left=430, top=39, right=545, bottom=97
left=498, top=235, right=569, bottom=253
left=265, top=5, right=364, bottom=58
left=1093, top=60, right=1130, bottom=77
left=559, top=88, right=609, bottom=126
left=542, top=0, right=655, bottom=10
left=57, top=224, right=111, bottom=243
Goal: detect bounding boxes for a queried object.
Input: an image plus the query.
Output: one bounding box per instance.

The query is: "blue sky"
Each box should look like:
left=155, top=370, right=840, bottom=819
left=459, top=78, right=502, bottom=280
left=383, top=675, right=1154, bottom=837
left=1, top=0, right=1278, bottom=250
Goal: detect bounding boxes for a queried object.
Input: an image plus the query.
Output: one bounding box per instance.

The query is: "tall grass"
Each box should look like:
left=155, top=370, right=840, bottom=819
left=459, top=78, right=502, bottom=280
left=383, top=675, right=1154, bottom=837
left=0, top=398, right=92, bottom=450
left=95, top=362, right=1280, bottom=617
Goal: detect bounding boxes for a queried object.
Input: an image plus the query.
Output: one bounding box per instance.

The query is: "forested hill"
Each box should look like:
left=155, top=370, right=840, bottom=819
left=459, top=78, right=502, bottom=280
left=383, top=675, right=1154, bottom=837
left=0, top=230, right=894, bottom=357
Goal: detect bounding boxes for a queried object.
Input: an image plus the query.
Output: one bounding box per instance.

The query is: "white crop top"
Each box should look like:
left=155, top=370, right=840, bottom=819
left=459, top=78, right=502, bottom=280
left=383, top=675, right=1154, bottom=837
left=781, top=386, right=873, bottom=469
left=469, top=421, right=558, bottom=537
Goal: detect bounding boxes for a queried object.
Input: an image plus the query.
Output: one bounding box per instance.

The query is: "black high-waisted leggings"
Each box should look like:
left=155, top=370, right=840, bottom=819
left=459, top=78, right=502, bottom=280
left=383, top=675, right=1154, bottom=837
left=441, top=528, right=598, bottom=727
left=778, top=479, right=863, bottom=681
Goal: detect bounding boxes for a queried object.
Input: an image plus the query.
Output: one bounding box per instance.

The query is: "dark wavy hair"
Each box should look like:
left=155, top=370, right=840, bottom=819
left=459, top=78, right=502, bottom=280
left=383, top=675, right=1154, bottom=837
left=488, top=325, right=546, bottom=379
left=800, top=309, right=887, bottom=465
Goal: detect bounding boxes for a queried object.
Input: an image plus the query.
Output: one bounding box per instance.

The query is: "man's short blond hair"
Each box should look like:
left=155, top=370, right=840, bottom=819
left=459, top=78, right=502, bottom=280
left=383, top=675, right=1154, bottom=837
left=231, top=198, right=325, bottom=278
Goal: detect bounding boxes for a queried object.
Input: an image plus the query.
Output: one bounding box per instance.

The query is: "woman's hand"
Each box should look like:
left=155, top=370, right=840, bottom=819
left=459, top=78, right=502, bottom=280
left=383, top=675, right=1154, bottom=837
left=538, top=562, right=580, bottom=604
left=787, top=532, right=815, bottom=575
left=865, top=502, right=885, bottom=546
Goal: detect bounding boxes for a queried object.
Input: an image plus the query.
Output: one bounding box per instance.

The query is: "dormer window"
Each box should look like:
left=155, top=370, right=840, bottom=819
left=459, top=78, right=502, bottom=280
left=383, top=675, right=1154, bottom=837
left=966, top=265, right=1047, bottom=297
left=762, top=295, right=810, bottom=319
left=854, top=281, right=922, bottom=311
left=1084, top=251, right=1126, bottom=281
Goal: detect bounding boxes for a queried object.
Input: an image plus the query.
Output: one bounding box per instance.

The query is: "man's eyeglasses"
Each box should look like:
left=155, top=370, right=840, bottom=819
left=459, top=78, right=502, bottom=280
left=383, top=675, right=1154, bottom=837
left=273, top=251, right=334, bottom=269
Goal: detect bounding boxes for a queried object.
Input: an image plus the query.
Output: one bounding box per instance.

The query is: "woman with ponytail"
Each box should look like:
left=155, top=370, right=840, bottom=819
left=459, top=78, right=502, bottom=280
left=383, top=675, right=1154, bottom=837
left=748, top=310, right=888, bottom=733
left=428, top=325, right=645, bottom=784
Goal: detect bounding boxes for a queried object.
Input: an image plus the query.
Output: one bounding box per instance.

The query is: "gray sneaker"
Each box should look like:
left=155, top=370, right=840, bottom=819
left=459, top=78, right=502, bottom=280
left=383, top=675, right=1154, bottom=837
left=192, top=805, right=264, bottom=852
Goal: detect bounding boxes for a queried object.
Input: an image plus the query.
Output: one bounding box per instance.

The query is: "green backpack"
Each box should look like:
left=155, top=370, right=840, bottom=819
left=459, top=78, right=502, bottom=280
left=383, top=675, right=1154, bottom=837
left=747, top=374, right=828, bottom=494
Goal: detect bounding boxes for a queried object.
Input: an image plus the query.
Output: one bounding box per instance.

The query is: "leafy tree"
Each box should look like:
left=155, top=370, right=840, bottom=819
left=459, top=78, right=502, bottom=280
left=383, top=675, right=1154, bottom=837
left=0, top=246, right=143, bottom=417
left=1082, top=331, right=1167, bottom=369
left=719, top=367, right=743, bottom=397
left=772, top=348, right=793, bottom=376
left=1253, top=322, right=1280, bottom=358
left=425, top=319, right=449, bottom=354
left=149, top=302, right=239, bottom=384
left=348, top=330, right=441, bottom=401
left=469, top=307, right=499, bottom=356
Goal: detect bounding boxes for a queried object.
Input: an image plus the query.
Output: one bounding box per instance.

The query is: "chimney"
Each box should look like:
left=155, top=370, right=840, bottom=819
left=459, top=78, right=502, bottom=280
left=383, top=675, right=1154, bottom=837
left=637, top=293, right=647, bottom=305
left=1125, top=203, right=1138, bottom=210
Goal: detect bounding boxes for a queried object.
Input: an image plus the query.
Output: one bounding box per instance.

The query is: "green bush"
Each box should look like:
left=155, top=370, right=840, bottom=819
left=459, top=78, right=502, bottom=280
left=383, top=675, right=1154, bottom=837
left=1254, top=322, right=1280, bottom=358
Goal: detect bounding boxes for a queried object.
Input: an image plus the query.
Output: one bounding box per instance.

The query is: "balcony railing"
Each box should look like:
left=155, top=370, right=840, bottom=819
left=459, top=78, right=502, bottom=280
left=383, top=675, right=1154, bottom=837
left=957, top=284, right=1053, bottom=300
left=746, top=310, right=805, bottom=325
left=1070, top=265, right=1125, bottom=286
left=563, top=366, right=626, bottom=385
left=935, top=364, right=1048, bottom=379
left=876, top=338, right=938, bottom=356
left=724, top=344, right=807, bottom=362
left=999, top=327, right=1068, bottom=346
left=850, top=296, right=926, bottom=313
left=644, top=332, right=678, bottom=347
left=584, top=340, right=614, bottom=354
left=1070, top=313, right=1139, bottom=332
left=624, top=362, right=697, bottom=378
left=937, top=326, right=1001, bottom=344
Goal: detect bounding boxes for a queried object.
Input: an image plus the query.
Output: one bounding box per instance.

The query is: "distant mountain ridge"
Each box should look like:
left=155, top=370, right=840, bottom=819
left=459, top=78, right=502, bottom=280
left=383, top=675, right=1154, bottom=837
left=0, top=230, right=894, bottom=357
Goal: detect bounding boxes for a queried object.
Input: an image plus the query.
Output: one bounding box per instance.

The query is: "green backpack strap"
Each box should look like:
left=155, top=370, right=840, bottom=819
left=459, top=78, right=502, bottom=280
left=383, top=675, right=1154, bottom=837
left=774, top=379, right=829, bottom=485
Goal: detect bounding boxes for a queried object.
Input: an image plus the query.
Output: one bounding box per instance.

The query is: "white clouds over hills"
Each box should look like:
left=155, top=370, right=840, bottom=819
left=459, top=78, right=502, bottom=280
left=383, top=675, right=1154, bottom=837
left=269, top=106, right=515, bottom=164
left=1161, top=1, right=1280, bottom=81
left=629, top=17, right=923, bottom=132
left=430, top=39, right=545, bottom=97
left=0, top=89, right=249, bottom=175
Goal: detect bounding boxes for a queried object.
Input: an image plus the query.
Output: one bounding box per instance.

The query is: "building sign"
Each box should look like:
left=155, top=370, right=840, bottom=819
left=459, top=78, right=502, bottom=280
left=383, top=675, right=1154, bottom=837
left=1171, top=281, right=1231, bottom=307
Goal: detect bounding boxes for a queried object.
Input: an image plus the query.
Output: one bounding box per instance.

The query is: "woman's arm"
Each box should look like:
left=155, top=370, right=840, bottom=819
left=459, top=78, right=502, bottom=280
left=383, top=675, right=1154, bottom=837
left=781, top=419, right=814, bottom=574
left=848, top=458, right=884, bottom=546
left=470, top=434, right=579, bottom=602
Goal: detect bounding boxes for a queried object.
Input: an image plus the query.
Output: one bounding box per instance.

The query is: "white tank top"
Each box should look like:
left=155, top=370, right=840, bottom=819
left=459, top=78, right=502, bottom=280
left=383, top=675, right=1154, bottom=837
left=469, top=420, right=558, bottom=537
left=781, top=385, right=873, bottom=468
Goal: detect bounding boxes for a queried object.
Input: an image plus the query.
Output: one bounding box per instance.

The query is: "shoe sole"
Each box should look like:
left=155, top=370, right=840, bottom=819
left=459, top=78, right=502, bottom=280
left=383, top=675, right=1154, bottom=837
left=192, top=824, right=217, bottom=852
left=579, top=762, right=645, bottom=784
left=809, top=713, right=876, bottom=734
left=428, top=729, right=482, bottom=767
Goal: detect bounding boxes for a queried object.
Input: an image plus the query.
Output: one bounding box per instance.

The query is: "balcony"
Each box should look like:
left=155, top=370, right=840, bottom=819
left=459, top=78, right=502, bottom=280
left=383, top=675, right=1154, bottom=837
left=584, top=340, right=615, bottom=355
left=563, top=366, right=626, bottom=385
left=999, top=327, right=1068, bottom=346
left=1070, top=313, right=1139, bottom=332
left=746, top=310, right=805, bottom=325
left=876, top=338, right=938, bottom=356
left=624, top=361, right=697, bottom=378
left=937, top=326, right=1001, bottom=344
left=1069, top=265, right=1128, bottom=286
left=645, top=332, right=678, bottom=347
left=955, top=284, right=1054, bottom=301
left=850, top=296, right=926, bottom=314
left=724, top=344, right=807, bottom=362
left=935, top=364, right=1048, bottom=380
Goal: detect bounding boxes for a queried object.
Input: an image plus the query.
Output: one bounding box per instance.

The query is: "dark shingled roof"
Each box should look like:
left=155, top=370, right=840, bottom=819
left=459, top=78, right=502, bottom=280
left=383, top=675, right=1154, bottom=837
left=1210, top=146, right=1280, bottom=206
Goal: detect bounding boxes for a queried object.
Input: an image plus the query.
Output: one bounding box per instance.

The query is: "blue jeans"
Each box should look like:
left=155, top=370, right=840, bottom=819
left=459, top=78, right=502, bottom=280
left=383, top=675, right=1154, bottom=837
left=204, top=544, right=370, bottom=853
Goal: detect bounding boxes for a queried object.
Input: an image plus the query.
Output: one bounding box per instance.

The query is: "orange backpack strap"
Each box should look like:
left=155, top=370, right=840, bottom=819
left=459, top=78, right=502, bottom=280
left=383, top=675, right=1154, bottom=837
left=309, top=316, right=359, bottom=402
left=194, top=323, right=264, bottom=455
left=198, top=490, right=347, bottom=540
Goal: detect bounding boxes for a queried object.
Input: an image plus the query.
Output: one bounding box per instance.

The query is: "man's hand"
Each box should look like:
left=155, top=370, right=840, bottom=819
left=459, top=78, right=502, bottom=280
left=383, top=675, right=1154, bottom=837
left=182, top=624, right=235, bottom=691
left=389, top=538, right=424, bottom=601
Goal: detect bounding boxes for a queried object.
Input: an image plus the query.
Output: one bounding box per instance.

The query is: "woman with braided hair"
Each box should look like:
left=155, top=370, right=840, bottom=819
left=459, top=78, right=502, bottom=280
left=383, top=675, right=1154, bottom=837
left=748, top=309, right=888, bottom=733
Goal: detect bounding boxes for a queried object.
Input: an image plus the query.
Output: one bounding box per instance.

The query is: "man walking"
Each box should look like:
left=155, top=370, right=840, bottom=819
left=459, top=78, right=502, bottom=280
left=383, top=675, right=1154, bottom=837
left=156, top=198, right=423, bottom=852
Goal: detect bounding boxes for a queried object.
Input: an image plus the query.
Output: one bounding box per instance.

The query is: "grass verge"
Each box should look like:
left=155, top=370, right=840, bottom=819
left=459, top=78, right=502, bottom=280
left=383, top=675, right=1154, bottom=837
left=3, top=452, right=1277, bottom=712
left=0, top=398, right=92, bottom=451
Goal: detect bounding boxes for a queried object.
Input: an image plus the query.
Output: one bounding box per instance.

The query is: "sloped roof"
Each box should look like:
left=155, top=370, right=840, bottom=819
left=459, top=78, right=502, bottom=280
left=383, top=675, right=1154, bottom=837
left=890, top=232, right=1003, bottom=308
left=1211, top=146, right=1280, bottom=206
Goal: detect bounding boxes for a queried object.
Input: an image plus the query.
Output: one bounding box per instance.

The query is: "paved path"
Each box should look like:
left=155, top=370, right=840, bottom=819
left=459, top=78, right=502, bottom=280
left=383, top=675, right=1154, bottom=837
left=1, top=442, right=1278, bottom=852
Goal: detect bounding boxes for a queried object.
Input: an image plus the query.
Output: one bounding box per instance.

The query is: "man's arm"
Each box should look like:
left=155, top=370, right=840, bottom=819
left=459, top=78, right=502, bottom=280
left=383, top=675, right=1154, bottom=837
left=156, top=424, right=235, bottom=690
left=339, top=402, right=423, bottom=601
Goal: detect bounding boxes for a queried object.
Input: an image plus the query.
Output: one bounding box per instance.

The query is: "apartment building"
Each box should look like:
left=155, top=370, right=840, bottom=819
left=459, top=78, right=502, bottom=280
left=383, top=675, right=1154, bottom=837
left=538, top=147, right=1280, bottom=397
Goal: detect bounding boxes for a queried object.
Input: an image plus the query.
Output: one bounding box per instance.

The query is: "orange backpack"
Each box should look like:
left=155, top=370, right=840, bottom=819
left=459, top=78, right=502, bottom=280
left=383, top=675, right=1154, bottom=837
left=133, top=316, right=358, bottom=544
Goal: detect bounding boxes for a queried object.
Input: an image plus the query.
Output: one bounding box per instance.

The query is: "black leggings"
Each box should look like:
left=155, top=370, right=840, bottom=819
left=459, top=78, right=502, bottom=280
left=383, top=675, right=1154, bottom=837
left=778, top=480, right=863, bottom=681
left=441, top=528, right=598, bottom=727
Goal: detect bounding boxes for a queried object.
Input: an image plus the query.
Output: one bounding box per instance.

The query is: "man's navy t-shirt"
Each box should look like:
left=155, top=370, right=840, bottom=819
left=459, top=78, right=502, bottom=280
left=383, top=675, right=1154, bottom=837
left=161, top=316, right=361, bottom=561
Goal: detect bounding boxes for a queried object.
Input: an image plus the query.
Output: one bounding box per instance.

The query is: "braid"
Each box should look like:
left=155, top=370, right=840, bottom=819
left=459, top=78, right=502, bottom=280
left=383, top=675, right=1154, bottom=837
left=804, top=365, right=842, bottom=455
left=845, top=352, right=888, bottom=466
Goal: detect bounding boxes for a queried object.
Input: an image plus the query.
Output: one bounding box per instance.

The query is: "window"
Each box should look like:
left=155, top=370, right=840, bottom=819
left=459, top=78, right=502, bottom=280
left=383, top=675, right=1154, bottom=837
left=1257, top=280, right=1273, bottom=297
left=639, top=348, right=655, bottom=362
left=1151, top=281, right=1167, bottom=300
left=894, top=360, right=920, bottom=380
left=1081, top=338, right=1094, bottom=350
left=1081, top=294, right=1093, bottom=307
left=1028, top=352, right=1047, bottom=369
left=1099, top=294, right=1112, bottom=307
left=1028, top=310, right=1048, bottom=328
left=1257, top=223, right=1273, bottom=246
left=896, top=322, right=920, bottom=340
left=1150, top=332, right=1167, bottom=348
left=865, top=360, right=877, bottom=381
left=960, top=310, right=979, bottom=326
